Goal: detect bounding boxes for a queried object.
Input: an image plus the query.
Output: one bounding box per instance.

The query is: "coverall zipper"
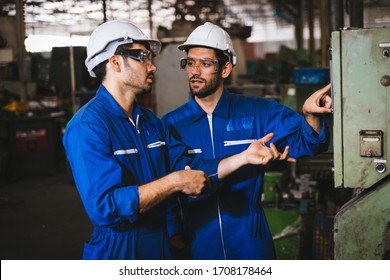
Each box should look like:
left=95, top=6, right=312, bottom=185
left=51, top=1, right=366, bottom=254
left=129, top=115, right=155, bottom=181
left=207, top=114, right=227, bottom=260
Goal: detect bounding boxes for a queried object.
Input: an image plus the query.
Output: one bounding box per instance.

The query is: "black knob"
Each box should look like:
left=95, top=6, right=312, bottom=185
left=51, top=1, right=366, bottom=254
left=383, top=48, right=390, bottom=58
left=376, top=163, right=386, bottom=174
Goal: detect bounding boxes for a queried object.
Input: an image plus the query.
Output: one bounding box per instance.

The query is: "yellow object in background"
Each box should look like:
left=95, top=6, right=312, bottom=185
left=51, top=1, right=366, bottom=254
left=3, top=101, right=29, bottom=116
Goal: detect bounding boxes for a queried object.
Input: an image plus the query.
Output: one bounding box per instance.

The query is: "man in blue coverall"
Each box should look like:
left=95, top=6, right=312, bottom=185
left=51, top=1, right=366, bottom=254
left=162, top=22, right=332, bottom=260
left=63, top=20, right=292, bottom=260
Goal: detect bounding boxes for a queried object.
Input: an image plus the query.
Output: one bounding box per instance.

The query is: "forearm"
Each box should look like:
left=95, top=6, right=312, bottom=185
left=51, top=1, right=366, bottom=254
left=217, top=132, right=296, bottom=180
left=302, top=83, right=332, bottom=134
left=304, top=113, right=322, bottom=134
left=138, top=169, right=207, bottom=213
left=217, top=151, right=247, bottom=180
left=138, top=173, right=179, bottom=214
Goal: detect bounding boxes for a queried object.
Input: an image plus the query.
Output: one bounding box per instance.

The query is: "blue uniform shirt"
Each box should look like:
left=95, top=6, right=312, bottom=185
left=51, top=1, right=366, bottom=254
left=63, top=85, right=219, bottom=260
left=162, top=89, right=329, bottom=260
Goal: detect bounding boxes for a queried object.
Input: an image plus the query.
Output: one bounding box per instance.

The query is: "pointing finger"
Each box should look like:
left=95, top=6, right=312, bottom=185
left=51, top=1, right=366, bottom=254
left=261, top=132, right=274, bottom=144
left=315, top=83, right=331, bottom=98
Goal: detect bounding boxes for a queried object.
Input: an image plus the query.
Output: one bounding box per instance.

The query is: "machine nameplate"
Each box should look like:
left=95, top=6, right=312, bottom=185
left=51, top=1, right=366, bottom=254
left=360, top=130, right=383, bottom=157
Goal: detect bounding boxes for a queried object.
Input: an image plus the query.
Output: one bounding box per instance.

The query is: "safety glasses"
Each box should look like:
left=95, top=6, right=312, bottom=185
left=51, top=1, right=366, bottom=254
left=115, top=49, right=153, bottom=64
left=180, top=57, right=219, bottom=74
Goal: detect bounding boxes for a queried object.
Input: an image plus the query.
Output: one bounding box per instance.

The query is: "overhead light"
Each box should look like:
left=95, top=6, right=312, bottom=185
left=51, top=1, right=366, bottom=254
left=185, top=0, right=196, bottom=6
left=24, top=34, right=89, bottom=53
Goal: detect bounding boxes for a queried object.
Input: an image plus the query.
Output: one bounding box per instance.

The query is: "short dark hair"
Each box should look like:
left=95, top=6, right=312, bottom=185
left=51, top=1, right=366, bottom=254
left=215, top=49, right=230, bottom=70
left=92, top=62, right=107, bottom=82
left=92, top=43, right=135, bottom=82
left=116, top=43, right=134, bottom=52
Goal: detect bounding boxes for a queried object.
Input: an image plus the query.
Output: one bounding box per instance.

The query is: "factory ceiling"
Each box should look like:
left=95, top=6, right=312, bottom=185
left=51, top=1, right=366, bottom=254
left=0, top=0, right=282, bottom=38
left=0, top=0, right=390, bottom=41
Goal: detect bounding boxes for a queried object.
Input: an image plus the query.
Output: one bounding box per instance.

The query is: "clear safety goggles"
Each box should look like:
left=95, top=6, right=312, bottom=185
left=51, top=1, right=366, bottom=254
left=115, top=49, right=154, bottom=64
left=180, top=57, right=219, bottom=73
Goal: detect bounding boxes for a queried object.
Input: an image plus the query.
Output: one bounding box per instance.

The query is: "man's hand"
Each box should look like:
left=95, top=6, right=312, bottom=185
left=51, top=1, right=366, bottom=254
left=302, top=83, right=332, bottom=134
left=172, top=166, right=209, bottom=197
left=302, top=83, right=332, bottom=115
left=245, top=132, right=296, bottom=165
left=217, top=133, right=295, bottom=180
left=138, top=167, right=208, bottom=213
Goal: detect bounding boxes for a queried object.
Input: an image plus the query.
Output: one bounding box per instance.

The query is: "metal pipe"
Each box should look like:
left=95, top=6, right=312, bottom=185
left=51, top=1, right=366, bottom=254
left=349, top=0, right=364, bottom=28
left=148, top=0, right=153, bottom=38
left=69, top=39, right=77, bottom=114
left=329, top=0, right=345, bottom=31
left=103, top=0, right=107, bottom=23
left=295, top=0, right=305, bottom=50
left=15, top=0, right=27, bottom=102
left=308, top=0, right=315, bottom=65
left=320, top=0, right=329, bottom=67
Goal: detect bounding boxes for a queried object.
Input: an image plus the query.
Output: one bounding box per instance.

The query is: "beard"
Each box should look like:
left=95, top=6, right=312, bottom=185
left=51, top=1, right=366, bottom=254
left=189, top=73, right=222, bottom=99
left=122, top=58, right=154, bottom=96
left=127, top=80, right=152, bottom=97
left=139, top=82, right=153, bottom=95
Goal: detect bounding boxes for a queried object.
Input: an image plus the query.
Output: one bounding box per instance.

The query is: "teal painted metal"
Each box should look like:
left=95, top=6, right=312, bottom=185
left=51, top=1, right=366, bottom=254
left=334, top=182, right=390, bottom=259
left=332, top=27, right=390, bottom=259
left=332, top=27, right=390, bottom=189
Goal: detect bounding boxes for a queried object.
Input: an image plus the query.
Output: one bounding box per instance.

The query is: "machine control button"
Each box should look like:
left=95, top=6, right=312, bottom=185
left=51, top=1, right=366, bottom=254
left=379, top=43, right=390, bottom=58
left=376, top=163, right=386, bottom=174
left=383, top=48, right=390, bottom=58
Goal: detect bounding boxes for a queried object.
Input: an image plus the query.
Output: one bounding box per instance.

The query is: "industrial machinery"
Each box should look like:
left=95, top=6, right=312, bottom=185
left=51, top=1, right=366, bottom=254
left=331, top=27, right=390, bottom=259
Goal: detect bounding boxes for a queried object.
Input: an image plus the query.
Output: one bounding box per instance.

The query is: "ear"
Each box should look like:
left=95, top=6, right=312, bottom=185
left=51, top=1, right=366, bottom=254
left=221, top=62, right=233, bottom=79
left=108, top=55, right=121, bottom=73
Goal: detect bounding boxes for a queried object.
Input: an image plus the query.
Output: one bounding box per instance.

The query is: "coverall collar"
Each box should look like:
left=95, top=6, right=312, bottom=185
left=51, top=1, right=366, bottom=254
left=96, top=84, right=146, bottom=122
left=188, top=88, right=231, bottom=122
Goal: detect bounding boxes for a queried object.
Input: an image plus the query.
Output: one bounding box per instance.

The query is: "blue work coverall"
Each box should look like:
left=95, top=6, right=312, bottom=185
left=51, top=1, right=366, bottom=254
left=161, top=89, right=329, bottom=260
left=63, top=85, right=218, bottom=260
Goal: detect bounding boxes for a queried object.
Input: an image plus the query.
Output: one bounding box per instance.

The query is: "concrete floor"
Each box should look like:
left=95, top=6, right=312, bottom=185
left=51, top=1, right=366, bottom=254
left=0, top=161, right=92, bottom=260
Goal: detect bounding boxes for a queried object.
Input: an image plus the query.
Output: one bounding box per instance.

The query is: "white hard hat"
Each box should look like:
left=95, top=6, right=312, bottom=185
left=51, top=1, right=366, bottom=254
left=85, top=19, right=162, bottom=77
left=178, top=22, right=237, bottom=66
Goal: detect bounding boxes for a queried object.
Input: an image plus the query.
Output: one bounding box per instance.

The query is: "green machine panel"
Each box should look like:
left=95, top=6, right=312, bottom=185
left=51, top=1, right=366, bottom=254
left=331, top=27, right=390, bottom=259
left=333, top=27, right=390, bottom=189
